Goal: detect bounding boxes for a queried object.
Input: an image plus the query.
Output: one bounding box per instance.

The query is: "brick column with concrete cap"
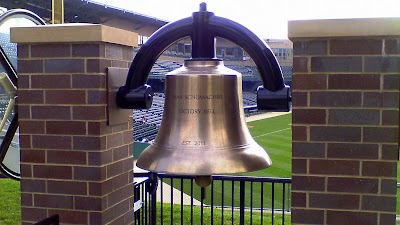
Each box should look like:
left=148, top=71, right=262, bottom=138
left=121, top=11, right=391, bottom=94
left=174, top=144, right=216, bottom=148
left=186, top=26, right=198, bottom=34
left=289, top=18, right=399, bottom=225
left=12, top=24, right=137, bottom=224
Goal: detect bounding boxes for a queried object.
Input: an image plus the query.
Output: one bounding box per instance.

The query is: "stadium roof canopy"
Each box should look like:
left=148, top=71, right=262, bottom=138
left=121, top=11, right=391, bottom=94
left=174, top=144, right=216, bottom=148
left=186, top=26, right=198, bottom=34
left=0, top=0, right=169, bottom=36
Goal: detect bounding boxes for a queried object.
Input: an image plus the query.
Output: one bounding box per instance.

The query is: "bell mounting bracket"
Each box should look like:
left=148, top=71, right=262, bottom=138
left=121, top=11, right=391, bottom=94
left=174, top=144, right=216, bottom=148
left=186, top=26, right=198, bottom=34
left=117, top=2, right=291, bottom=111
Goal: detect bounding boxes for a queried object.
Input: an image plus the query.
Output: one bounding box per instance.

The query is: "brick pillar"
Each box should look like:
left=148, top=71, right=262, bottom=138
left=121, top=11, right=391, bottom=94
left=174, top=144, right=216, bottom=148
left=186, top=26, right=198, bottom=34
left=12, top=24, right=137, bottom=224
left=289, top=18, right=399, bottom=225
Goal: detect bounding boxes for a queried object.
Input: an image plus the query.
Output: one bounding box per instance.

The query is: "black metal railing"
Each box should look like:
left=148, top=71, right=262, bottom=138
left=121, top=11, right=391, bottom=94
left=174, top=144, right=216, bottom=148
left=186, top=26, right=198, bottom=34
left=134, top=174, right=158, bottom=225
left=134, top=172, right=291, bottom=225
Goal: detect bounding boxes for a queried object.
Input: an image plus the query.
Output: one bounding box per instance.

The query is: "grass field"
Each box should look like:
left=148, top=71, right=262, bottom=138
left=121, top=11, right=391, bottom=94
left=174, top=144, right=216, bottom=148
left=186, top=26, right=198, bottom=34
left=0, top=179, right=20, bottom=225
left=157, top=203, right=291, bottom=225
left=245, top=113, right=292, bottom=178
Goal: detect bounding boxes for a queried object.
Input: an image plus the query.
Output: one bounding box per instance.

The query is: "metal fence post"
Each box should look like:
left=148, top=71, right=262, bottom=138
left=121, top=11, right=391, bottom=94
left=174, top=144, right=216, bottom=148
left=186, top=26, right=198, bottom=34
left=150, top=190, right=156, bottom=225
left=240, top=181, right=245, bottom=225
left=149, top=172, right=158, bottom=225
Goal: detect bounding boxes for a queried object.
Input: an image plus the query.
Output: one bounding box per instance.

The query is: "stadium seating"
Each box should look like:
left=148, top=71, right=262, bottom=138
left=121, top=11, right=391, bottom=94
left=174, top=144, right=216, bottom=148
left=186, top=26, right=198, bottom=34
left=242, top=92, right=257, bottom=106
left=281, top=66, right=293, bottom=82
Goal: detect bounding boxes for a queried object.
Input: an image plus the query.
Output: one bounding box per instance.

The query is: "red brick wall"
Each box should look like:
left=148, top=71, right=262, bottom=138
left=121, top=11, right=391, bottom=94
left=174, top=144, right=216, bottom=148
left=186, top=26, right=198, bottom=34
left=18, top=42, right=134, bottom=224
left=291, top=37, right=399, bottom=225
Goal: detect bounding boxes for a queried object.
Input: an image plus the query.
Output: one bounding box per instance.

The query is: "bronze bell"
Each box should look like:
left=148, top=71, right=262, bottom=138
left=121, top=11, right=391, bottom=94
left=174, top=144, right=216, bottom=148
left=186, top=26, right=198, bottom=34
left=117, top=3, right=291, bottom=186
left=136, top=59, right=272, bottom=175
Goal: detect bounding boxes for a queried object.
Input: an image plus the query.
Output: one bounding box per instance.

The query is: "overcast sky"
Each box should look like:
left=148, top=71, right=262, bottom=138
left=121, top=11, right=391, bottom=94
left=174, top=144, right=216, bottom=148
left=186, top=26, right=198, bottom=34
left=93, top=0, right=399, bottom=39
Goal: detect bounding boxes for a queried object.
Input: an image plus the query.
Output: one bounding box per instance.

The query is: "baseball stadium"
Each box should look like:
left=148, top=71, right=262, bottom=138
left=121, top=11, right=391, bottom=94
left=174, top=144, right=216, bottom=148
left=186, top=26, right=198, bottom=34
left=0, top=1, right=398, bottom=225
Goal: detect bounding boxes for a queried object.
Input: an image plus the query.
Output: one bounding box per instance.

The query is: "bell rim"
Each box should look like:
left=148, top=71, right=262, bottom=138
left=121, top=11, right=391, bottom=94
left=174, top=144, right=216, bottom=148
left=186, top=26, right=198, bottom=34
left=136, top=143, right=272, bottom=176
